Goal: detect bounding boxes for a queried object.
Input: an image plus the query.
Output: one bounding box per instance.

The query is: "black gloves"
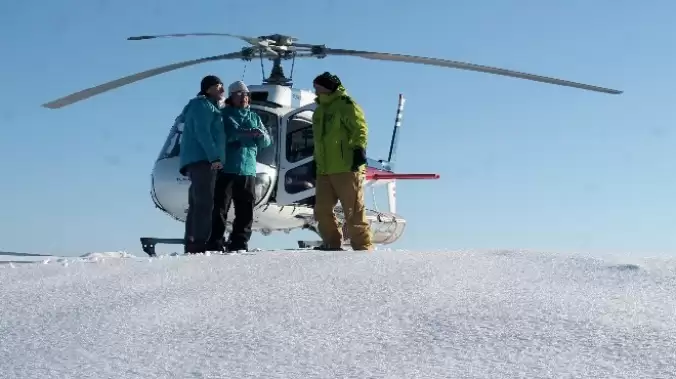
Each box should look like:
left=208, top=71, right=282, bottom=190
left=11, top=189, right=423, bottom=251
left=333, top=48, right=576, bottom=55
left=310, top=160, right=317, bottom=180
left=228, top=140, right=242, bottom=148
left=352, top=147, right=366, bottom=171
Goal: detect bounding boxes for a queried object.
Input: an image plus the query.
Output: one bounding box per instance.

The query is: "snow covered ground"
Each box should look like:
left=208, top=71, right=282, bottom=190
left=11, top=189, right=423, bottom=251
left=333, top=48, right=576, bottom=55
left=1, top=249, right=675, bottom=378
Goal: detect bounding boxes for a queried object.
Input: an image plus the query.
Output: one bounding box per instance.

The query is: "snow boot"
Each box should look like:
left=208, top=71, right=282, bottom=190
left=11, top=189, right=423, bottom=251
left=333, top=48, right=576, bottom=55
left=313, top=244, right=345, bottom=251
left=206, top=238, right=226, bottom=253
left=184, top=242, right=207, bottom=255
left=225, top=240, right=248, bottom=253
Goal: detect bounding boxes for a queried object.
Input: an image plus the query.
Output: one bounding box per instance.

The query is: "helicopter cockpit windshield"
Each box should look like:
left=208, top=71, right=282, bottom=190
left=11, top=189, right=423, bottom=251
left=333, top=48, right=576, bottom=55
left=158, top=107, right=278, bottom=168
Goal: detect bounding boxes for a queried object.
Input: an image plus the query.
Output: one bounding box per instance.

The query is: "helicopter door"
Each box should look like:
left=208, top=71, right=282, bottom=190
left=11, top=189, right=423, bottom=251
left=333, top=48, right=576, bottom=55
left=275, top=103, right=318, bottom=205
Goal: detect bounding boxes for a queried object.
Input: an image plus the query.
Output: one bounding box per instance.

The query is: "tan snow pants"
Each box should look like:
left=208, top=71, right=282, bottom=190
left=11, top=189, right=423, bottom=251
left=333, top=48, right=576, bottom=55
left=314, top=171, right=373, bottom=250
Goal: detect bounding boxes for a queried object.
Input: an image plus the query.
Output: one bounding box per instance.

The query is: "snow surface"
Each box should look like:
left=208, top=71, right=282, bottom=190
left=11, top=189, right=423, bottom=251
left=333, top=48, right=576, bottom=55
left=1, top=249, right=675, bottom=378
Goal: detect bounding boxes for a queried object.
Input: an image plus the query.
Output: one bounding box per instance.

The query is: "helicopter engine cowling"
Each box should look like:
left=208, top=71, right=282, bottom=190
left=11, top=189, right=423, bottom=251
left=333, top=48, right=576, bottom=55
left=150, top=157, right=276, bottom=223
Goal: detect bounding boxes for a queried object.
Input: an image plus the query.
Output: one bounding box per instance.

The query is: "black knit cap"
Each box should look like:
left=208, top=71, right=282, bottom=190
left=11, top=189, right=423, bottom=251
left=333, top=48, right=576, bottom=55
left=199, top=75, right=223, bottom=95
left=313, top=72, right=341, bottom=92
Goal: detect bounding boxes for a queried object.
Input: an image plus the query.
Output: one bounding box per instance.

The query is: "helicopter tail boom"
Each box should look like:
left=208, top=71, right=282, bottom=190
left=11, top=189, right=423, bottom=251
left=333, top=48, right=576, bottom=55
left=365, top=172, right=440, bottom=180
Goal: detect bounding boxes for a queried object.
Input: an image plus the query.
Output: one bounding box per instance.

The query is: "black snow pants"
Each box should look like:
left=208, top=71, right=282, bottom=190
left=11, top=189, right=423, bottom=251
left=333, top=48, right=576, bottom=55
left=183, top=161, right=218, bottom=253
left=209, top=173, right=256, bottom=251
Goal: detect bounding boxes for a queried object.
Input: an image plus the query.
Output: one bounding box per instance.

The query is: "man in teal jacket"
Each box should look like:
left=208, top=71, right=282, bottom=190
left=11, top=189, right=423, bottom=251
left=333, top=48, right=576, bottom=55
left=178, top=75, right=226, bottom=254
left=208, top=80, right=271, bottom=253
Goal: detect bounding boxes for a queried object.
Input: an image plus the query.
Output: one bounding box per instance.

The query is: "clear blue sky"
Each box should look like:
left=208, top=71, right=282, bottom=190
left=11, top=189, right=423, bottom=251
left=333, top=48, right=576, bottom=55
left=0, top=0, right=674, bottom=256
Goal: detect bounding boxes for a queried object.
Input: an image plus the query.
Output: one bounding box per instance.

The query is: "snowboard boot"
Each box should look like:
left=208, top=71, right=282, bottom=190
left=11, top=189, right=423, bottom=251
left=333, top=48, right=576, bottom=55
left=313, top=244, right=345, bottom=251
left=225, top=240, right=248, bottom=253
left=184, top=241, right=207, bottom=255
left=206, top=238, right=226, bottom=253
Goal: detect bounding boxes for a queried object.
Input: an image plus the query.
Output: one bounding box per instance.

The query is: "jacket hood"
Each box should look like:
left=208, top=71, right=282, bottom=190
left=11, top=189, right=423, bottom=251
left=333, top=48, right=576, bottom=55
left=193, top=94, right=220, bottom=104
left=315, top=85, right=347, bottom=104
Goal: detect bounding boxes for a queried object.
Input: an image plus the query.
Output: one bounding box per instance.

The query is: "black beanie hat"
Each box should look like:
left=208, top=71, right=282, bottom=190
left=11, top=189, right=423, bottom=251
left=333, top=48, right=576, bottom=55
left=199, top=75, right=223, bottom=95
left=313, top=72, right=341, bottom=92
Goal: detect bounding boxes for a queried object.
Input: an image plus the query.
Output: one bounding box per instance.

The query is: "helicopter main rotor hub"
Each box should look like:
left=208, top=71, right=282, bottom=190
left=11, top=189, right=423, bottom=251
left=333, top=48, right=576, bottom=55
left=256, top=34, right=297, bottom=47
left=237, top=35, right=329, bottom=86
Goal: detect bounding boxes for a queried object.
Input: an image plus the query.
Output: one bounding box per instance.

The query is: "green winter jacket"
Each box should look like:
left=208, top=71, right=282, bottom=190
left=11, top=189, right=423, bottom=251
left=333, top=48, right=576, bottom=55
left=312, top=85, right=368, bottom=175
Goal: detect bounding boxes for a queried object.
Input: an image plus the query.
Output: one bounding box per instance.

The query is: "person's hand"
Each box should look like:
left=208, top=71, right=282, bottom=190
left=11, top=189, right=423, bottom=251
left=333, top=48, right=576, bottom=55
left=211, top=160, right=223, bottom=170
left=243, top=129, right=263, bottom=137
left=351, top=148, right=366, bottom=171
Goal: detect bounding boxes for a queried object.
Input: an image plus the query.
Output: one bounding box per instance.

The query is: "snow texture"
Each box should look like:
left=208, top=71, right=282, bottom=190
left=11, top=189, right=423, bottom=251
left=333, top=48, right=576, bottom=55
left=1, top=249, right=675, bottom=378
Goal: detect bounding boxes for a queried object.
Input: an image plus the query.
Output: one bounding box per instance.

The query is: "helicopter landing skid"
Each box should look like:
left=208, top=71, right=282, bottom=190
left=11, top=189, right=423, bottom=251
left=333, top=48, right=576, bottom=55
left=295, top=207, right=407, bottom=250
left=297, top=225, right=322, bottom=249
left=140, top=237, right=184, bottom=257
left=139, top=236, right=324, bottom=256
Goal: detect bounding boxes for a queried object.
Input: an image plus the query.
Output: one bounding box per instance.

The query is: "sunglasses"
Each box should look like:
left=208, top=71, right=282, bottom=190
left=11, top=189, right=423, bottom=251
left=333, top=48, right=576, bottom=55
left=231, top=91, right=250, bottom=97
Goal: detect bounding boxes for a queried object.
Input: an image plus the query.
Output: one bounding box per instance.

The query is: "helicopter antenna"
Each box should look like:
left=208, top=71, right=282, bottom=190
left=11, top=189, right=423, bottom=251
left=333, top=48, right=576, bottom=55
left=258, top=51, right=265, bottom=80
left=241, top=61, right=247, bottom=81
left=289, top=51, right=296, bottom=81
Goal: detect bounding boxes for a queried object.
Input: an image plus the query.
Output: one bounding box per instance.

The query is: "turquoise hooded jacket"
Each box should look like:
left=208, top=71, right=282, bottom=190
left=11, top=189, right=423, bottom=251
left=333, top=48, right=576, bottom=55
left=221, top=106, right=272, bottom=176
left=178, top=95, right=226, bottom=175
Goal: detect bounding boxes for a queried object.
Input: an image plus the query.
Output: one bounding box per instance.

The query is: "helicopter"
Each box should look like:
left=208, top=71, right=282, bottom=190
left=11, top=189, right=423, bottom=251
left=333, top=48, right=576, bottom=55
left=41, top=33, right=622, bottom=257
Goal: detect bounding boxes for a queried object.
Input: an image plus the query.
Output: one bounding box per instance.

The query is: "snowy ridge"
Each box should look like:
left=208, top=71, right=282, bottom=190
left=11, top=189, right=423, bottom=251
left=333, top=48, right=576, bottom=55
left=1, top=249, right=675, bottom=378
left=0, top=251, right=135, bottom=266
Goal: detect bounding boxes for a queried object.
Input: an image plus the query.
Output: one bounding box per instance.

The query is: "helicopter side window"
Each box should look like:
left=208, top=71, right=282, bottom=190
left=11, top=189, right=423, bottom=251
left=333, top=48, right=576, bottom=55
left=284, top=160, right=315, bottom=194
left=286, top=116, right=314, bottom=163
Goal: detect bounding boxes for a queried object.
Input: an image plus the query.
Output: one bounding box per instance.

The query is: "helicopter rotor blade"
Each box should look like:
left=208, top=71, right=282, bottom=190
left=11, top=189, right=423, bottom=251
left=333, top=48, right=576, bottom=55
left=41, top=51, right=244, bottom=109
left=127, top=32, right=264, bottom=46
left=321, top=48, right=622, bottom=95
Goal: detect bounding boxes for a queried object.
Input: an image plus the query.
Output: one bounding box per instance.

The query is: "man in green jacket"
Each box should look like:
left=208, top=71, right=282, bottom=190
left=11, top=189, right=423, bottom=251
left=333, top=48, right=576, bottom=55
left=310, top=72, right=373, bottom=251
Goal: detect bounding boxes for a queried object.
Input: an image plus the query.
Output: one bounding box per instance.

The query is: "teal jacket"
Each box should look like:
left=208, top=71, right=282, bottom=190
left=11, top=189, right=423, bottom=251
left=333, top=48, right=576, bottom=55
left=221, top=106, right=272, bottom=176
left=178, top=95, right=226, bottom=175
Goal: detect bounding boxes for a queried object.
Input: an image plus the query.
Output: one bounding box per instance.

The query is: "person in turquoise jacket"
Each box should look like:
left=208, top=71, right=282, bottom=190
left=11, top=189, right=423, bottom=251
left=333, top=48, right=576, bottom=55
left=208, top=80, right=271, bottom=253
left=178, top=75, right=226, bottom=254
